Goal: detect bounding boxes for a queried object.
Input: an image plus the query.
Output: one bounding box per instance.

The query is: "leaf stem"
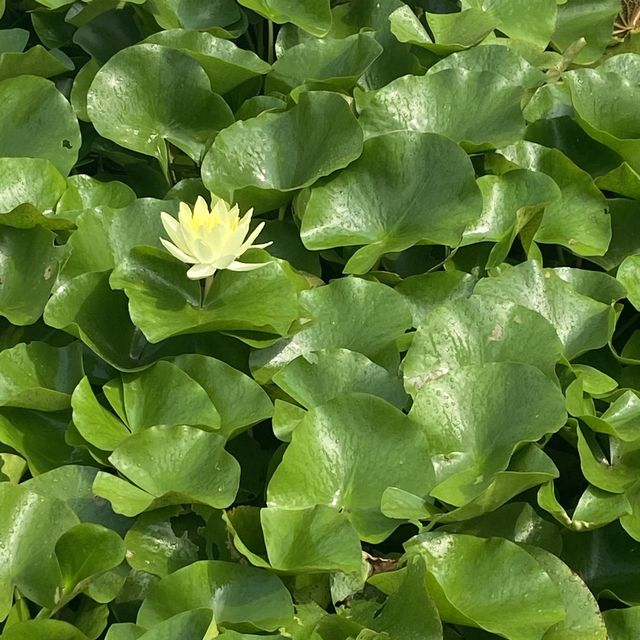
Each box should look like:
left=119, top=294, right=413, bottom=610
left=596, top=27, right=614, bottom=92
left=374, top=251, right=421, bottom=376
left=202, top=275, right=214, bottom=306
left=267, top=20, right=274, bottom=64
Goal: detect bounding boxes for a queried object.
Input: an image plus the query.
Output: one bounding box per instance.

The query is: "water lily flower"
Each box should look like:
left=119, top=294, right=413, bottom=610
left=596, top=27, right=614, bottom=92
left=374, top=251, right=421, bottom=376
left=160, top=196, right=272, bottom=280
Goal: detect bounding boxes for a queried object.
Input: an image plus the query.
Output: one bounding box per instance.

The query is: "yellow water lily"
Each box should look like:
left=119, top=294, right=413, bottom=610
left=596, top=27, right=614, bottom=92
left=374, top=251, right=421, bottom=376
left=160, top=196, right=272, bottom=280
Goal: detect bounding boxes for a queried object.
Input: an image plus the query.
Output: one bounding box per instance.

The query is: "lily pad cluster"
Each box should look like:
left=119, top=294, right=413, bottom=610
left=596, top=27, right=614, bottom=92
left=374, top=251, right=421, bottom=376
left=2, top=0, right=640, bottom=638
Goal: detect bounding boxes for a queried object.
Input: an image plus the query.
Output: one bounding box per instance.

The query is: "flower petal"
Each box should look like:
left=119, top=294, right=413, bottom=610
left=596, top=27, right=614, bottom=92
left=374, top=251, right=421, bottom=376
left=160, top=238, right=197, bottom=264
left=226, top=260, right=270, bottom=272
left=161, top=212, right=189, bottom=252
left=239, top=221, right=267, bottom=254
left=249, top=241, right=273, bottom=250
left=178, top=201, right=193, bottom=228
left=187, top=263, right=216, bottom=279
left=193, top=196, right=209, bottom=226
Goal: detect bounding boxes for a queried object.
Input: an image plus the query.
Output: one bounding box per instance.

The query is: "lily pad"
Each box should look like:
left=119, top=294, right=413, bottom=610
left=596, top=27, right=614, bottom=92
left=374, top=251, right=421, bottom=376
left=0, top=75, right=80, bottom=175
left=465, top=0, right=556, bottom=49
left=403, top=296, right=562, bottom=396
left=0, top=341, right=84, bottom=411
left=168, top=354, right=273, bottom=439
left=405, top=532, right=564, bottom=640
left=144, top=29, right=271, bottom=95
left=491, top=141, right=611, bottom=256
left=266, top=32, right=382, bottom=93
left=474, top=261, right=619, bottom=360
left=267, top=393, right=435, bottom=542
left=136, top=560, right=294, bottom=630
left=299, top=131, right=482, bottom=274
left=261, top=505, right=362, bottom=573
left=237, top=0, right=332, bottom=37
left=121, top=360, right=221, bottom=432
left=409, top=362, right=567, bottom=506
left=551, top=0, right=621, bottom=65
left=93, top=425, right=240, bottom=516
left=201, top=90, right=363, bottom=212
left=0, top=483, right=78, bottom=620
left=618, top=254, right=640, bottom=311
left=110, top=247, right=303, bottom=342
left=356, top=68, right=525, bottom=150
left=87, top=44, right=234, bottom=175
left=250, top=277, right=411, bottom=383
left=273, top=348, right=407, bottom=409
left=0, top=226, right=62, bottom=325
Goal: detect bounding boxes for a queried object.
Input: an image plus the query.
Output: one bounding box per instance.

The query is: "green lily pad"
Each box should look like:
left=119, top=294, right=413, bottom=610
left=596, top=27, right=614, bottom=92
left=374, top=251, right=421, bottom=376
left=56, top=175, right=136, bottom=214
left=267, top=393, right=435, bottom=542
left=0, top=483, right=78, bottom=620
left=136, top=610, right=214, bottom=640
left=136, top=560, right=293, bottom=630
left=201, top=90, right=363, bottom=212
left=71, top=377, right=130, bottom=451
left=538, top=481, right=631, bottom=531
left=462, top=169, right=561, bottom=265
left=121, top=361, right=221, bottom=432
left=167, top=354, right=272, bottom=439
left=145, top=0, right=242, bottom=31
left=266, top=32, right=382, bottom=93
left=250, top=277, right=411, bottom=383
left=0, top=157, right=67, bottom=219
left=618, top=254, right=640, bottom=311
left=604, top=606, right=640, bottom=639
left=405, top=532, right=564, bottom=640
left=582, top=391, right=640, bottom=442
left=491, top=141, right=611, bottom=256
left=0, top=408, right=79, bottom=475
left=0, top=225, right=62, bottom=325
left=551, top=0, right=621, bottom=65
left=596, top=162, right=640, bottom=200
left=577, top=426, right=640, bottom=494
left=410, top=362, right=566, bottom=506
left=124, top=507, right=199, bottom=577
left=22, top=465, right=131, bottom=536
left=566, top=55, right=640, bottom=173
left=523, top=545, right=607, bottom=640
left=0, top=44, right=73, bottom=82
left=94, top=425, right=240, bottom=516
left=237, top=0, right=331, bottom=37
left=261, top=505, right=362, bottom=573
left=59, top=198, right=177, bottom=284
left=465, top=0, right=557, bottom=49
left=474, top=261, right=619, bottom=360
left=110, top=247, right=303, bottom=342
left=589, top=199, right=640, bottom=271
left=352, top=558, right=443, bottom=640
left=0, top=75, right=80, bottom=175
left=273, top=348, right=407, bottom=409
left=428, top=445, right=559, bottom=525
left=56, top=523, right=126, bottom=596
left=403, top=296, right=562, bottom=396
left=1, top=620, right=89, bottom=640
left=87, top=44, right=234, bottom=175
left=426, top=44, right=544, bottom=88
left=0, top=341, right=83, bottom=411
left=44, top=271, right=162, bottom=371
left=395, top=271, right=476, bottom=327
left=299, top=131, right=482, bottom=274
left=390, top=6, right=495, bottom=55
left=144, top=29, right=271, bottom=95
left=356, top=68, right=525, bottom=150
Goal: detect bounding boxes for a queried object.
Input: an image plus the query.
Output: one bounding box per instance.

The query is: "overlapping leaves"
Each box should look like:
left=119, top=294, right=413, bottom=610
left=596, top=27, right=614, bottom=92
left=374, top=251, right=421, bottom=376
left=2, top=0, right=640, bottom=638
